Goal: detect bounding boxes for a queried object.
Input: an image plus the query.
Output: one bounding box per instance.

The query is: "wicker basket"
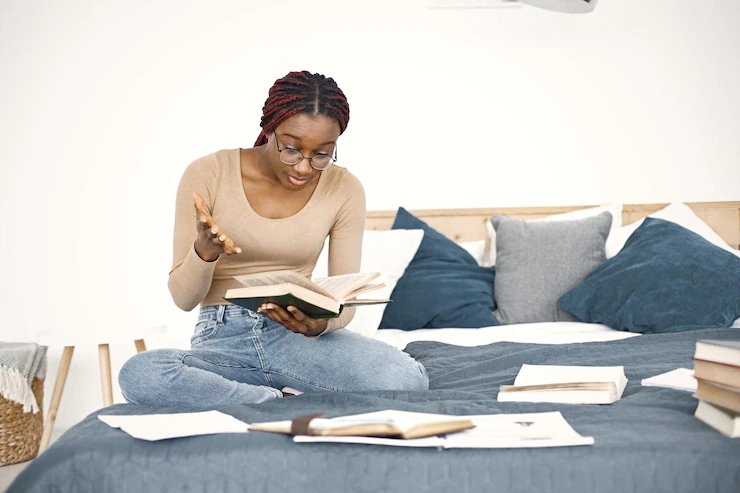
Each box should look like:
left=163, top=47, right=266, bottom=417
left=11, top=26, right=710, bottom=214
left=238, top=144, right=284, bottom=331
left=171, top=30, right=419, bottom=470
left=0, top=377, right=44, bottom=466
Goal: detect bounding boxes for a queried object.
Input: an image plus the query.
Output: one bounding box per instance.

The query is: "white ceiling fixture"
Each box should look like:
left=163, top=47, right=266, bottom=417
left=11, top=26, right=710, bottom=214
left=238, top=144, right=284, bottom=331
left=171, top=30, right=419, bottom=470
left=428, top=0, right=598, bottom=13
left=518, top=0, right=598, bottom=13
left=429, top=0, right=522, bottom=9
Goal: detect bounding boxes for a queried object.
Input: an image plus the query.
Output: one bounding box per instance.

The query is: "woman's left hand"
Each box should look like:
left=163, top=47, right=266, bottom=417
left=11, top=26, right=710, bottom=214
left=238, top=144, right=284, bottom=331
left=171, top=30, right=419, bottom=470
left=257, top=304, right=328, bottom=337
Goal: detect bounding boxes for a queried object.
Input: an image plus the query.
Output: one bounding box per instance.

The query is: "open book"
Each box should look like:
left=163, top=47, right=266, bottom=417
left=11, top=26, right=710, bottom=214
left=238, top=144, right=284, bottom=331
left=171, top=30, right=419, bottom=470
left=292, top=411, right=594, bottom=449
left=249, top=410, right=475, bottom=440
left=497, top=364, right=628, bottom=404
left=223, top=271, right=390, bottom=319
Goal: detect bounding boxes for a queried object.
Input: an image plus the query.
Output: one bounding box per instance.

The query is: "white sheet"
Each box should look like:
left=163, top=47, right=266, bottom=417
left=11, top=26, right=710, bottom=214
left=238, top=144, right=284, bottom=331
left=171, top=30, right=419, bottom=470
left=98, top=411, right=249, bottom=441
left=374, top=321, right=640, bottom=349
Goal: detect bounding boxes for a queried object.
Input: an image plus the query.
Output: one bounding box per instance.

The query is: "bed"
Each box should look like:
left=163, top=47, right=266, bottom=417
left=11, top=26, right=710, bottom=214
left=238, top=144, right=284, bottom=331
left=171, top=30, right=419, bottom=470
left=9, top=202, right=740, bottom=493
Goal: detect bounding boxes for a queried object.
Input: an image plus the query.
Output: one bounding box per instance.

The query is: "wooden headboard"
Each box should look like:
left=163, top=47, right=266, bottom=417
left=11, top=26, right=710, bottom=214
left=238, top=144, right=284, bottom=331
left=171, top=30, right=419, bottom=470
left=366, top=201, right=740, bottom=249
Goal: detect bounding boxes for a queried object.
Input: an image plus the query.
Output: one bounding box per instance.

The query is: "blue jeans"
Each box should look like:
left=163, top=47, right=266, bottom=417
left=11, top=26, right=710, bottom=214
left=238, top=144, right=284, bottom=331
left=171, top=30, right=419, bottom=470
left=119, top=305, right=429, bottom=406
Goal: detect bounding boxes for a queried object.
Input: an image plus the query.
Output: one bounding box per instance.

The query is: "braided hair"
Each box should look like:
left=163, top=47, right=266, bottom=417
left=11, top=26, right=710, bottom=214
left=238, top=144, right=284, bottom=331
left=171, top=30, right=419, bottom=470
left=254, top=71, right=350, bottom=147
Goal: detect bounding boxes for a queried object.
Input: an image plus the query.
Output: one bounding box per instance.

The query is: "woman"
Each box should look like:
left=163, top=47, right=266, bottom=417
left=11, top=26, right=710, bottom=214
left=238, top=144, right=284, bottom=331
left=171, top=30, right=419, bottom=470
left=119, top=71, right=429, bottom=406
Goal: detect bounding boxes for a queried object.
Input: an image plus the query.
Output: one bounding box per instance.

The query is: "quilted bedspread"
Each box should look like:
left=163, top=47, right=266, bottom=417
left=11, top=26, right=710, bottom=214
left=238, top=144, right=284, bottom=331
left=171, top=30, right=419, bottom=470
left=10, top=327, right=740, bottom=493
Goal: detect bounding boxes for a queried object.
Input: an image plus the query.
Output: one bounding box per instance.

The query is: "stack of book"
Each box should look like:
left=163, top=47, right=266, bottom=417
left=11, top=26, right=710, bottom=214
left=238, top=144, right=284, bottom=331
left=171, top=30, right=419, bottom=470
left=693, top=340, right=740, bottom=437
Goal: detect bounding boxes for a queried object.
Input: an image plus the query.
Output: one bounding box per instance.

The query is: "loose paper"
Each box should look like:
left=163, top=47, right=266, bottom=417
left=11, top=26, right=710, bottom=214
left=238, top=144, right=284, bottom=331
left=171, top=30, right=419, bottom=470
left=98, top=410, right=249, bottom=441
left=641, top=368, right=696, bottom=392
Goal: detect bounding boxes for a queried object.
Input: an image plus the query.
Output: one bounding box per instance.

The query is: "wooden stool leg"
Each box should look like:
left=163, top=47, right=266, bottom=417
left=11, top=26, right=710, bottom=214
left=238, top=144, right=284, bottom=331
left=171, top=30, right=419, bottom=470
left=134, top=339, right=147, bottom=353
left=98, top=344, right=113, bottom=407
left=39, top=346, right=75, bottom=453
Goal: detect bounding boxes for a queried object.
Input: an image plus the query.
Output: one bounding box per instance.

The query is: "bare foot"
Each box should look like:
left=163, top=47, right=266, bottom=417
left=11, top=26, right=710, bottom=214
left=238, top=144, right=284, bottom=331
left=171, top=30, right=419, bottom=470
left=280, top=386, right=303, bottom=397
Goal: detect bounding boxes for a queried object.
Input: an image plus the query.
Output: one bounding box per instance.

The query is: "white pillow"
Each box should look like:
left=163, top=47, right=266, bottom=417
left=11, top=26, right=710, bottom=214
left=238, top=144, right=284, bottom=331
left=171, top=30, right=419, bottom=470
left=605, top=202, right=740, bottom=259
left=484, top=203, right=623, bottom=267
left=313, top=229, right=424, bottom=337
left=459, top=240, right=487, bottom=266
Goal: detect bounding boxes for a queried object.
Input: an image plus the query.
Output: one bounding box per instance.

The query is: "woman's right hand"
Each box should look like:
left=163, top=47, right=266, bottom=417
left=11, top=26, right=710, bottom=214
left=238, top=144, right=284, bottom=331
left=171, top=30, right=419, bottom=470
left=192, top=192, right=242, bottom=262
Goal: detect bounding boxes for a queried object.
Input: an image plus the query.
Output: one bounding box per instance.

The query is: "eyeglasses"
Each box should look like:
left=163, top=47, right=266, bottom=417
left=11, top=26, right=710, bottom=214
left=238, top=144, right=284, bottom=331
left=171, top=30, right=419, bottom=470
left=274, top=132, right=337, bottom=171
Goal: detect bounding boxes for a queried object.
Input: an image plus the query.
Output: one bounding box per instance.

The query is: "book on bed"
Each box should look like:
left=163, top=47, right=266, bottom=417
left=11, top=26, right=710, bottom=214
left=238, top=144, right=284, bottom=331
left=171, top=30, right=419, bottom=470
left=693, top=359, right=740, bottom=389
left=694, top=340, right=740, bottom=367
left=292, top=411, right=595, bottom=449
left=497, top=364, right=628, bottom=404
left=641, top=368, right=696, bottom=392
left=249, top=410, right=476, bottom=440
left=694, top=400, right=740, bottom=438
left=694, top=378, right=740, bottom=413
left=223, top=271, right=390, bottom=319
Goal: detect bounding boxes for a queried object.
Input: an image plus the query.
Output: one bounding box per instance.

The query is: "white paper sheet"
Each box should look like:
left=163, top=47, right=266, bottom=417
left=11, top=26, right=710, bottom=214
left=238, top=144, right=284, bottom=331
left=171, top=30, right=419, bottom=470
left=641, top=368, right=696, bottom=392
left=442, top=412, right=594, bottom=448
left=293, top=412, right=593, bottom=449
left=98, top=410, right=249, bottom=441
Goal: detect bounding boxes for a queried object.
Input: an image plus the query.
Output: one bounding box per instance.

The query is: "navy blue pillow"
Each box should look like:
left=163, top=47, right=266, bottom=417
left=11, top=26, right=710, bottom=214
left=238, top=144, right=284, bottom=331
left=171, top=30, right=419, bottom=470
left=557, top=217, right=740, bottom=333
left=378, top=207, right=499, bottom=330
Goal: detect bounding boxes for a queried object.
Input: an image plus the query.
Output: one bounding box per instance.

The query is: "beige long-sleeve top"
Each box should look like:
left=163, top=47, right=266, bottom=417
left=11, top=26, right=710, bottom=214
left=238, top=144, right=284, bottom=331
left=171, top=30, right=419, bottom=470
left=168, top=148, right=366, bottom=335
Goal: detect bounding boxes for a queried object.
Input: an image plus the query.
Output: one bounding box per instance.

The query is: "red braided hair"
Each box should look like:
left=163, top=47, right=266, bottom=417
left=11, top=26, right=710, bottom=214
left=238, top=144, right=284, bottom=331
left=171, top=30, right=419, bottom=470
left=254, top=71, right=350, bottom=147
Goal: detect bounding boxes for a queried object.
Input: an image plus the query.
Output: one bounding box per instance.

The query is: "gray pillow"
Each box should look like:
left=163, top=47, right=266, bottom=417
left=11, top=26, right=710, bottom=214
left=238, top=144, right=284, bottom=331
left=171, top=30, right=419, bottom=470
left=491, top=212, right=612, bottom=324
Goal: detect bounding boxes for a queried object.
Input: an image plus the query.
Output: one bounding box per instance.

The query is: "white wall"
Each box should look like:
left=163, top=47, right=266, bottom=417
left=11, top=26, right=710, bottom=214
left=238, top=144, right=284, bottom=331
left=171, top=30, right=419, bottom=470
left=1, top=0, right=738, bottom=430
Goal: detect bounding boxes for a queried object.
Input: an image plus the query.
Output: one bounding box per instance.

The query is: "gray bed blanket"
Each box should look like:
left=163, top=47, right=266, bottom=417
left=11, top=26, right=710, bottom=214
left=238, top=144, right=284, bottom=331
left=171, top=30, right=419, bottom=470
left=10, top=327, right=740, bottom=493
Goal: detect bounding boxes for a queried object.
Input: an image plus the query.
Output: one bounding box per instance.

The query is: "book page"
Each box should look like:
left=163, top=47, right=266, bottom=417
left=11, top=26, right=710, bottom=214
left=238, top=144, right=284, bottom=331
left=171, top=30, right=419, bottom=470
left=293, top=412, right=594, bottom=449
left=442, top=412, right=594, bottom=449
left=314, top=410, right=467, bottom=433
left=346, top=283, right=385, bottom=299
left=500, top=382, right=615, bottom=393
left=253, top=410, right=467, bottom=436
left=233, top=271, right=333, bottom=299
left=98, top=411, right=249, bottom=441
left=342, top=299, right=391, bottom=306
left=641, top=368, right=696, bottom=392
left=312, top=272, right=380, bottom=300
left=294, top=435, right=444, bottom=447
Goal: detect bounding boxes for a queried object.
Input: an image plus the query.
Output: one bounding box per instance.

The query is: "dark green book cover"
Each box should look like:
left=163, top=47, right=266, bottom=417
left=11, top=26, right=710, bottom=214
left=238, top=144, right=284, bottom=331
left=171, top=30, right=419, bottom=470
left=223, top=294, right=343, bottom=319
